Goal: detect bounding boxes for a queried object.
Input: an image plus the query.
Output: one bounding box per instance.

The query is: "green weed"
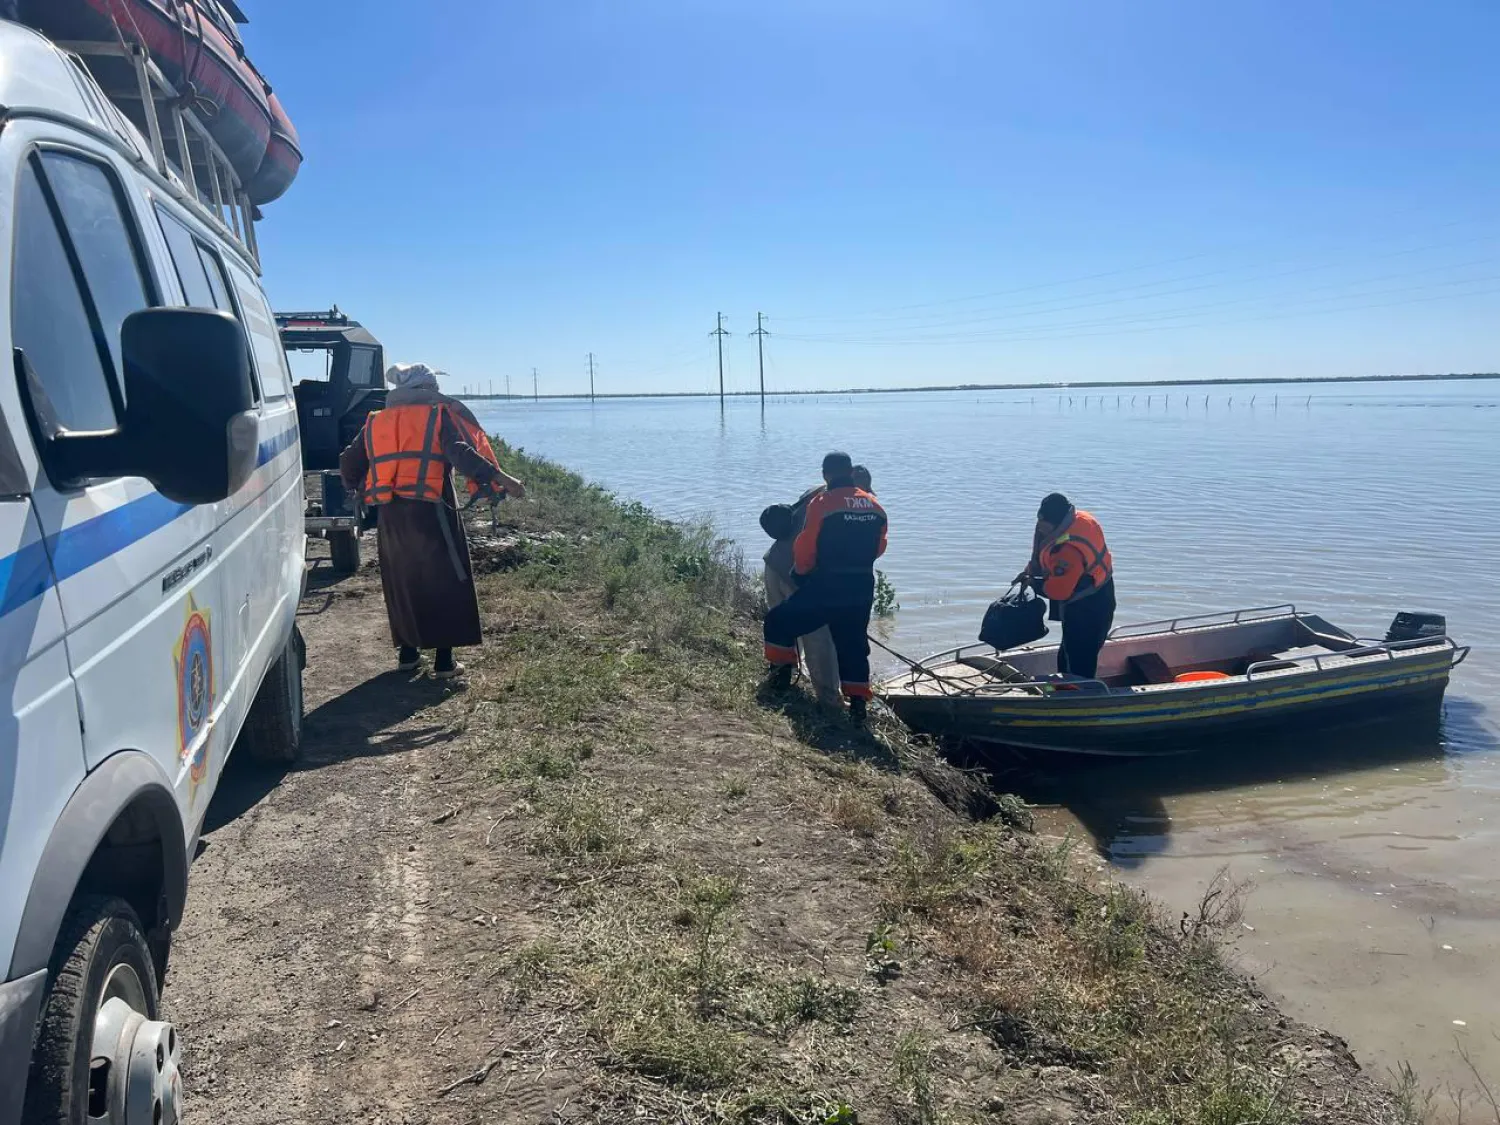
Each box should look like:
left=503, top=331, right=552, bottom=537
left=720, top=772, right=751, bottom=799
left=893, top=1032, right=940, bottom=1125
left=888, top=824, right=994, bottom=915
left=874, top=570, right=900, bottom=618
left=773, top=974, right=860, bottom=1028
left=678, top=873, right=742, bottom=1014
left=865, top=923, right=902, bottom=983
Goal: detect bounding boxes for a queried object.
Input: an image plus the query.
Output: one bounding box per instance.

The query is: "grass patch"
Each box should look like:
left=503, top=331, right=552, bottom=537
left=569, top=880, right=763, bottom=1094
left=1128, top=1065, right=1296, bottom=1125
left=492, top=445, right=758, bottom=672
left=598, top=973, right=751, bottom=1090
left=886, top=822, right=996, bottom=915
left=720, top=772, right=751, bottom=799
left=496, top=643, right=630, bottom=727
left=772, top=974, right=860, bottom=1029
left=494, top=738, right=589, bottom=781
left=827, top=788, right=883, bottom=838
left=893, top=1031, right=941, bottom=1125
left=445, top=444, right=1410, bottom=1124
left=892, top=836, right=1310, bottom=1121
left=530, top=783, right=642, bottom=867
left=677, top=872, right=743, bottom=1014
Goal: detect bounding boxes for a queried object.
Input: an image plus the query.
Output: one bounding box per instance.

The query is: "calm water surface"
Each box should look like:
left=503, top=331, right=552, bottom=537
left=473, top=380, right=1500, bottom=1106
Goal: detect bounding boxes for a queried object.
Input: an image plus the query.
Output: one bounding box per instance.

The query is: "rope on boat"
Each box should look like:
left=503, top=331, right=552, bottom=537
left=867, top=632, right=985, bottom=696
left=866, top=631, right=934, bottom=677
left=868, top=632, right=1050, bottom=699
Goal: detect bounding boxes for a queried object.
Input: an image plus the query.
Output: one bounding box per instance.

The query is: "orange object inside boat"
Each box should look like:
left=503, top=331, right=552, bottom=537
left=1174, top=670, right=1232, bottom=683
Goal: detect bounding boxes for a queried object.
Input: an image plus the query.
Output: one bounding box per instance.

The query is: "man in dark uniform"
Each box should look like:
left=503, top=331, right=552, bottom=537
left=763, top=452, right=888, bottom=725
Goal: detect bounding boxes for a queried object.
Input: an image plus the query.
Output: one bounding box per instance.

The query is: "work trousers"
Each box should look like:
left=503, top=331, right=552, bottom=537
left=764, top=576, right=875, bottom=700
left=763, top=567, right=842, bottom=706
left=1057, top=579, right=1116, bottom=680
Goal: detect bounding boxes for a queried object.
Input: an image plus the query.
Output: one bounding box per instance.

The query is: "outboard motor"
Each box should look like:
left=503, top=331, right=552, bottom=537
left=1385, top=611, right=1446, bottom=643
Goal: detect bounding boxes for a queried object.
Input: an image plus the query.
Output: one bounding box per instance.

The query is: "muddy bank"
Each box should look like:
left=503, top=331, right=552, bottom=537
left=165, top=452, right=1420, bottom=1123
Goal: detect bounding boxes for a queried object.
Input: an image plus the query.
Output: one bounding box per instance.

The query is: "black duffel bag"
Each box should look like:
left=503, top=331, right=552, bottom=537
left=978, top=584, right=1049, bottom=650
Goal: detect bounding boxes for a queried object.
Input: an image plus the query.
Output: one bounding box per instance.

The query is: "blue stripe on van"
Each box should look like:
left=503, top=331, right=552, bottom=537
left=0, top=423, right=298, bottom=618
left=258, top=423, right=298, bottom=463
left=0, top=538, right=57, bottom=619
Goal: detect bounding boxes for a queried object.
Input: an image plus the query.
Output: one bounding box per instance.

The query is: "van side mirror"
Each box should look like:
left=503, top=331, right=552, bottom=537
left=120, top=308, right=259, bottom=503
left=15, top=308, right=258, bottom=503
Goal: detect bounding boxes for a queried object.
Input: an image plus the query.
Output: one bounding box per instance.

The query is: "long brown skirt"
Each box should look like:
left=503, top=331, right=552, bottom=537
left=375, top=496, right=482, bottom=650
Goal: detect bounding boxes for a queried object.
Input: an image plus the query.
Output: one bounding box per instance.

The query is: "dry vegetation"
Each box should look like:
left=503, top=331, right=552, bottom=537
left=418, top=444, right=1428, bottom=1123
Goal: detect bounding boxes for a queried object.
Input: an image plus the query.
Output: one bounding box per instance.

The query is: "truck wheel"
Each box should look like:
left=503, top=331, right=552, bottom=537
left=329, top=528, right=360, bottom=574
left=239, top=627, right=304, bottom=764
left=23, top=896, right=182, bottom=1125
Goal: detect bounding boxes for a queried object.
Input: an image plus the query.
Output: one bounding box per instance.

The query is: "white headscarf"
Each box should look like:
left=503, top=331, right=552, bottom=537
left=385, top=362, right=443, bottom=390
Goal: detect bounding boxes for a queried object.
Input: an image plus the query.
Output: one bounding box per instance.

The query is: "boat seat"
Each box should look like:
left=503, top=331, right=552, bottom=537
left=1126, top=652, right=1174, bottom=685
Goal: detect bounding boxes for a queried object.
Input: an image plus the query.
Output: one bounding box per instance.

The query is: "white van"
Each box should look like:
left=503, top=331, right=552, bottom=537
left=0, top=23, right=305, bottom=1124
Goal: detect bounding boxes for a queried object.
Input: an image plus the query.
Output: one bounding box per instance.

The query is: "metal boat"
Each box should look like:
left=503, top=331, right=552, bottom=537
left=878, top=606, right=1467, bottom=757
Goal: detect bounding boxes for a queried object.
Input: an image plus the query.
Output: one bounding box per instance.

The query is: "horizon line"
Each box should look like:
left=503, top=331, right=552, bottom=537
left=453, top=370, right=1500, bottom=402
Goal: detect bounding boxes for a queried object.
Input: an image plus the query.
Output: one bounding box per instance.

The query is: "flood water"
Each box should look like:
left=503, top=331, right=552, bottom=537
left=472, top=379, right=1500, bottom=1107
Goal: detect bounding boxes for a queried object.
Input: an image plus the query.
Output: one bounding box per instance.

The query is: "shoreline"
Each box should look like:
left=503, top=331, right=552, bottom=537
left=455, top=370, right=1500, bottom=403
left=172, top=451, right=1427, bottom=1122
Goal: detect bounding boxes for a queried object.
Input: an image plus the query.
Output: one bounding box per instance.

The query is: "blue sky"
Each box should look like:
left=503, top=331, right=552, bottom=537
left=247, top=1, right=1498, bottom=395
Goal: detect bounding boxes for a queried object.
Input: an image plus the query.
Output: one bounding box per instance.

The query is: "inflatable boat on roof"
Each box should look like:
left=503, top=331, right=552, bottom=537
left=18, top=0, right=301, bottom=204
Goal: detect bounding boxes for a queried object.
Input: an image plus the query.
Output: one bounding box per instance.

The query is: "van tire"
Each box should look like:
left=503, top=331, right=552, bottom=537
left=23, top=896, right=161, bottom=1125
left=240, top=627, right=304, bottom=764
left=329, top=528, right=360, bottom=574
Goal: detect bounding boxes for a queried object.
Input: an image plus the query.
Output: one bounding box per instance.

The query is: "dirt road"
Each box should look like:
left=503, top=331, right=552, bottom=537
left=168, top=554, right=487, bottom=1123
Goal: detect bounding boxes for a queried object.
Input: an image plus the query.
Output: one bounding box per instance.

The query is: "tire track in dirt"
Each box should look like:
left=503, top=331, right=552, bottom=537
left=168, top=556, right=457, bottom=1123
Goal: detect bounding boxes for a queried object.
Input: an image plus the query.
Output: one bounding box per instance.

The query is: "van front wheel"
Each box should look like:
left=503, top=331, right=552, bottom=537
left=23, top=896, right=182, bottom=1125
left=240, top=626, right=304, bottom=764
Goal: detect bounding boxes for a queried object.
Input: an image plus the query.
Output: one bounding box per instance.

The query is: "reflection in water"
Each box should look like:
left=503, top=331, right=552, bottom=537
left=1441, top=696, right=1500, bottom=763
left=1002, top=700, right=1488, bottom=868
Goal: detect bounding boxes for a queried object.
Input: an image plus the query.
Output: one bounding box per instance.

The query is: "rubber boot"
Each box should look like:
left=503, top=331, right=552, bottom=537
left=848, top=697, right=867, bottom=728
left=763, top=664, right=794, bottom=692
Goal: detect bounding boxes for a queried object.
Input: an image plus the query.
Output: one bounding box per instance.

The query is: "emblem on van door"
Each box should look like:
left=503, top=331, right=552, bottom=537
left=176, top=595, right=216, bottom=790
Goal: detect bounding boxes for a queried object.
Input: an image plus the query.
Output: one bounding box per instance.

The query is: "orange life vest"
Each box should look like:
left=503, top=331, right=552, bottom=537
left=362, top=403, right=500, bottom=504
left=452, top=413, right=500, bottom=499
left=1038, top=508, right=1113, bottom=603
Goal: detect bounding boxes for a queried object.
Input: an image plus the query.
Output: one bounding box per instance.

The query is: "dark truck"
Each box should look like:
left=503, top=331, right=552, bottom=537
left=277, top=308, right=384, bottom=573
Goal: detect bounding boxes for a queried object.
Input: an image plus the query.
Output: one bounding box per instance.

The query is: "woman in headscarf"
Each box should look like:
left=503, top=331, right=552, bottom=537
left=340, top=363, right=526, bottom=678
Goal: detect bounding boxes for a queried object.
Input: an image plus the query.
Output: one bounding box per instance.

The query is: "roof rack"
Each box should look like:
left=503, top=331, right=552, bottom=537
left=275, top=308, right=354, bottom=329
left=57, top=38, right=260, bottom=269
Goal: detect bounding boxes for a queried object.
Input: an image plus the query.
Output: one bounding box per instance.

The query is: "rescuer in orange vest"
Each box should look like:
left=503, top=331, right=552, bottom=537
left=1015, top=493, right=1116, bottom=679
left=340, top=363, right=526, bottom=678
left=763, top=452, right=888, bottom=726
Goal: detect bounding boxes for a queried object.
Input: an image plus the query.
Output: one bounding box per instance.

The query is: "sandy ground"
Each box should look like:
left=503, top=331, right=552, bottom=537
left=168, top=547, right=473, bottom=1123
